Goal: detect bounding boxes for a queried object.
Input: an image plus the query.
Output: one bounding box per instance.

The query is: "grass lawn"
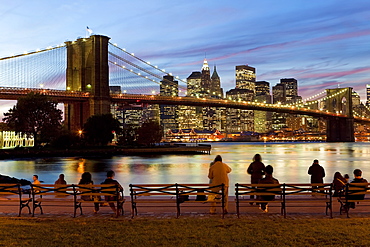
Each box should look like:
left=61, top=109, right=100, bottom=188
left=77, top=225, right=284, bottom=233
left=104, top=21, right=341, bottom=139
left=1, top=216, right=370, bottom=246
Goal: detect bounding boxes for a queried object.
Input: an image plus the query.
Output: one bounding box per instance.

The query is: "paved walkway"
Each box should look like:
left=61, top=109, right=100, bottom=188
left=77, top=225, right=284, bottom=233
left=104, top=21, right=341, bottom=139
left=1, top=196, right=370, bottom=219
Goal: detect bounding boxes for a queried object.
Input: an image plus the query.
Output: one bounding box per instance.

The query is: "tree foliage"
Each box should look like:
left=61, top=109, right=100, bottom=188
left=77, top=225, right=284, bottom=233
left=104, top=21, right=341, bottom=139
left=2, top=92, right=63, bottom=146
left=83, top=114, right=122, bottom=146
left=136, top=120, right=163, bottom=146
left=118, top=125, right=138, bottom=146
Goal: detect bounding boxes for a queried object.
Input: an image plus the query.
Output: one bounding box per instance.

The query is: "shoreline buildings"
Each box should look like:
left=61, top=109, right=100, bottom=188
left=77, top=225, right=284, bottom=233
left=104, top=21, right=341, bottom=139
left=109, top=59, right=368, bottom=143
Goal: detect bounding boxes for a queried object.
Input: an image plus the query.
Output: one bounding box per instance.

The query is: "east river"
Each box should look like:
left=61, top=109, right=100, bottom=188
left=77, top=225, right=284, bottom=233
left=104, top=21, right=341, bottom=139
left=1, top=142, right=370, bottom=194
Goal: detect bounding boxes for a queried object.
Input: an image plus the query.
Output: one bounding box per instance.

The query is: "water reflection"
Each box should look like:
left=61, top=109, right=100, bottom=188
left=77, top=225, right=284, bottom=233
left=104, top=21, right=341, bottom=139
left=1, top=142, right=370, bottom=194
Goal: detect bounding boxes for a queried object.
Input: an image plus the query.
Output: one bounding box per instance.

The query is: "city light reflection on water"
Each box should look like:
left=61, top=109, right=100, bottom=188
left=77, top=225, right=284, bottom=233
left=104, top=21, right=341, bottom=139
left=0, top=142, right=370, bottom=194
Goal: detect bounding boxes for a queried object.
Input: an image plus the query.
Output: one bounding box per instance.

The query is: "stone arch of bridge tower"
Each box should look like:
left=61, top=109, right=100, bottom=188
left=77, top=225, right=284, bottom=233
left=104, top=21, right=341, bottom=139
left=325, top=88, right=353, bottom=117
left=325, top=87, right=354, bottom=142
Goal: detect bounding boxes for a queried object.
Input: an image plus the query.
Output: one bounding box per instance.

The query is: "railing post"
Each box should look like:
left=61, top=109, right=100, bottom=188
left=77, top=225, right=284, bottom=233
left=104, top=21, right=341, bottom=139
left=129, top=184, right=135, bottom=218
left=175, top=183, right=180, bottom=218
left=235, top=183, right=240, bottom=218
left=282, top=183, right=286, bottom=218
left=222, top=183, right=225, bottom=219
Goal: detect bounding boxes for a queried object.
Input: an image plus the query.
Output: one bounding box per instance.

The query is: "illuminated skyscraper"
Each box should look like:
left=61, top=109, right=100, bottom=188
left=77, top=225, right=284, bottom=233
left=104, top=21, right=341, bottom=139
left=178, top=71, right=203, bottom=130
left=201, top=59, right=211, bottom=96
left=210, top=66, right=223, bottom=98
left=366, top=84, right=370, bottom=106
left=187, top=71, right=202, bottom=97
left=235, top=65, right=256, bottom=91
left=272, top=83, right=286, bottom=104
left=160, top=75, right=179, bottom=131
left=225, top=88, right=254, bottom=132
left=254, top=81, right=272, bottom=133
left=280, top=78, right=297, bottom=96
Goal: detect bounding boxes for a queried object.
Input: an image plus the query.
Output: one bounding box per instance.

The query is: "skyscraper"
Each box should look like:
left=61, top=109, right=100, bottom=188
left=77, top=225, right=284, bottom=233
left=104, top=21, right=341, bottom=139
left=225, top=88, right=254, bottom=132
left=160, top=75, right=179, bottom=131
left=210, top=66, right=223, bottom=98
left=254, top=81, right=272, bottom=133
left=178, top=71, right=203, bottom=130
left=235, top=65, right=256, bottom=91
left=272, top=83, right=286, bottom=104
left=280, top=78, right=298, bottom=96
left=201, top=59, right=211, bottom=96
left=186, top=71, right=202, bottom=97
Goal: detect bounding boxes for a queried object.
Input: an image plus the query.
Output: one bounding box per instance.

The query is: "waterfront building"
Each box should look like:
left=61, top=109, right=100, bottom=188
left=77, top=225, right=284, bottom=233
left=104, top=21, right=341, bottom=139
left=164, top=128, right=224, bottom=142
left=160, top=75, right=179, bottom=132
left=0, top=131, right=34, bottom=149
left=202, top=63, right=224, bottom=131
left=178, top=104, right=203, bottom=130
left=254, top=81, right=272, bottom=133
left=178, top=71, right=204, bottom=130
left=225, top=88, right=254, bottom=132
left=142, top=104, right=160, bottom=124
left=235, top=65, right=256, bottom=91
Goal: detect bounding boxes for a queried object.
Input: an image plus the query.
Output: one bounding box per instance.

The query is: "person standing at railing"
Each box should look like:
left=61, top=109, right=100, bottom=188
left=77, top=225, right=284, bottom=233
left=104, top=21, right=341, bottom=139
left=208, top=155, right=232, bottom=214
left=247, top=154, right=265, bottom=202
left=308, top=159, right=325, bottom=189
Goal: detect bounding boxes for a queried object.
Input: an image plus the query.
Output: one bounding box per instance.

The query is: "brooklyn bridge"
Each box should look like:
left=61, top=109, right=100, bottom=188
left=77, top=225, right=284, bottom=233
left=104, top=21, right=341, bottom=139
left=1, top=35, right=369, bottom=142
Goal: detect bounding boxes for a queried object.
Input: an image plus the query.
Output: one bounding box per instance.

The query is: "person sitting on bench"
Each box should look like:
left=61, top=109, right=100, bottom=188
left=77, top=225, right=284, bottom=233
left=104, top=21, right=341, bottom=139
left=346, top=169, right=368, bottom=209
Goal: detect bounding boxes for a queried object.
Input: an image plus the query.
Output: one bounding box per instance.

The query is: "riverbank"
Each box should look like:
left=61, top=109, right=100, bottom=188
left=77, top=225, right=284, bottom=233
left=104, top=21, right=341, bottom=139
left=0, top=144, right=211, bottom=160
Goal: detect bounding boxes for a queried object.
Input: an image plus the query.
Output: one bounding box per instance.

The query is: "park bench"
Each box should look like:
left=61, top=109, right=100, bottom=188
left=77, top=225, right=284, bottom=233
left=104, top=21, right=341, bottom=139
left=337, top=182, right=369, bottom=218
left=282, top=183, right=333, bottom=218
left=235, top=183, right=333, bottom=218
left=235, top=183, right=283, bottom=218
left=31, top=184, right=124, bottom=217
left=0, top=183, right=31, bottom=216
left=76, top=184, right=125, bottom=217
left=129, top=183, right=225, bottom=218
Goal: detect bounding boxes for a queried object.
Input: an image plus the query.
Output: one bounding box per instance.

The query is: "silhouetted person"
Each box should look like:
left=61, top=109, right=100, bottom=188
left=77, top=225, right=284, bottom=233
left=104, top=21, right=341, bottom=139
left=308, top=159, right=325, bottom=184
left=258, top=165, right=279, bottom=212
left=208, top=155, right=232, bottom=214
left=79, top=172, right=99, bottom=213
left=332, top=172, right=346, bottom=197
left=344, top=174, right=350, bottom=183
left=346, top=169, right=368, bottom=209
left=247, top=154, right=265, bottom=201
left=54, top=174, right=67, bottom=185
left=101, top=170, right=123, bottom=214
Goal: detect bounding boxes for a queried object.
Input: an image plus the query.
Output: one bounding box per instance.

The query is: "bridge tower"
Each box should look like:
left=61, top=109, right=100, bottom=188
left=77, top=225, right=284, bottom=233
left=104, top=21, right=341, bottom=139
left=325, top=87, right=354, bottom=142
left=64, top=35, right=111, bottom=131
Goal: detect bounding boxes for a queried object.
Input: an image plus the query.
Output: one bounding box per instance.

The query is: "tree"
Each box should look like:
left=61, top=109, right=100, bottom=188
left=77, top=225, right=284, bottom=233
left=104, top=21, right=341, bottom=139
left=3, top=92, right=63, bottom=146
left=136, top=120, right=163, bottom=146
left=83, top=114, right=122, bottom=146
left=118, top=125, right=138, bottom=146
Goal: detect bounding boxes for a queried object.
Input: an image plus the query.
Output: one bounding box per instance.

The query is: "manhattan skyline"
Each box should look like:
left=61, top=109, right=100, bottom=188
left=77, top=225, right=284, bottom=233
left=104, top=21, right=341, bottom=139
left=0, top=0, right=370, bottom=117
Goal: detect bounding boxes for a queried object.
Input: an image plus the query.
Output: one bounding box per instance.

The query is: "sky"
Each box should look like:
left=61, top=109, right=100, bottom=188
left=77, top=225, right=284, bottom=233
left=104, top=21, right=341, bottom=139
left=1, top=0, right=370, bottom=117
